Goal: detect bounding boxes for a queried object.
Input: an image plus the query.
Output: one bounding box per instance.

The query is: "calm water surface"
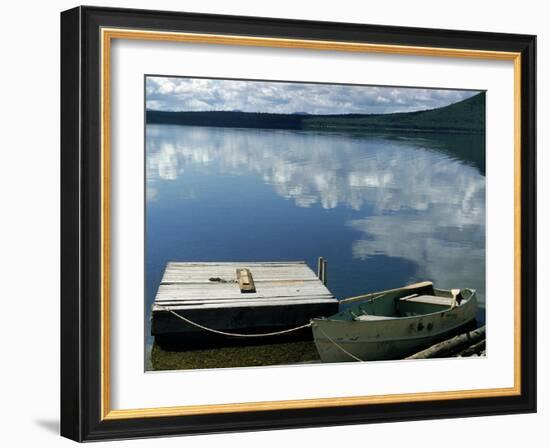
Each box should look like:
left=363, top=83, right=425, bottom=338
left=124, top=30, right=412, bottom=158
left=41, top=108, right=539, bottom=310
left=145, top=124, right=486, bottom=362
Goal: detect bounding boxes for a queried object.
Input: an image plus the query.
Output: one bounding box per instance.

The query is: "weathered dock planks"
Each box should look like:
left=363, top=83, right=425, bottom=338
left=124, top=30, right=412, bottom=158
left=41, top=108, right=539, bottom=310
left=151, top=261, right=339, bottom=344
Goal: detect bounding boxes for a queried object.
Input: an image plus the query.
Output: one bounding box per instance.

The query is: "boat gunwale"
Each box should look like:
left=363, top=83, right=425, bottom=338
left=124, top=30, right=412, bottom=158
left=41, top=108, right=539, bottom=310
left=312, top=288, right=477, bottom=324
left=310, top=319, right=479, bottom=345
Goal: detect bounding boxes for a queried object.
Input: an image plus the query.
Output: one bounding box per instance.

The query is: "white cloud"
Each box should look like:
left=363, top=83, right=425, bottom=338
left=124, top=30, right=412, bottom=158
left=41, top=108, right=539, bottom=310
left=145, top=76, right=480, bottom=114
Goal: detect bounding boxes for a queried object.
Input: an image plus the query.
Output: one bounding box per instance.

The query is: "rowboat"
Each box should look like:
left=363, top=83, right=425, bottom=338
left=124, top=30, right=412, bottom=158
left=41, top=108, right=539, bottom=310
left=311, top=281, right=477, bottom=362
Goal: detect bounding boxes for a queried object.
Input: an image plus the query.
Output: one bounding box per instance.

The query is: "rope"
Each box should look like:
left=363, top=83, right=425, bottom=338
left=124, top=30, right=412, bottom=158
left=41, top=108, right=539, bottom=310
left=157, top=304, right=312, bottom=338
left=158, top=305, right=363, bottom=362
left=314, top=324, right=364, bottom=362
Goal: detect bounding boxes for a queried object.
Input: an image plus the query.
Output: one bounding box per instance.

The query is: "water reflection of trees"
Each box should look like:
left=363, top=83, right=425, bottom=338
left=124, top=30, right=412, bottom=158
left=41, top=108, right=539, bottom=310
left=146, top=125, right=485, bottom=300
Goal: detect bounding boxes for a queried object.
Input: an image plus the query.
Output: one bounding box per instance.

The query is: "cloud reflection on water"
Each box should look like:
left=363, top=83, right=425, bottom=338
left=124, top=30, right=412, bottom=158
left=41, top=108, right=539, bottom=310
left=146, top=124, right=485, bottom=302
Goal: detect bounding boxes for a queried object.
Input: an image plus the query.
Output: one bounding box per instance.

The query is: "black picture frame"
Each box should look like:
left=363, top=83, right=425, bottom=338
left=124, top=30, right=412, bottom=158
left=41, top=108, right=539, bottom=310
left=61, top=5, right=536, bottom=442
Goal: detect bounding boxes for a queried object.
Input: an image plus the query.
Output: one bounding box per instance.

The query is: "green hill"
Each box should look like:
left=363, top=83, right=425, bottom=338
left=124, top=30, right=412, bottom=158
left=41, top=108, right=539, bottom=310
left=302, top=92, right=485, bottom=133
left=146, top=92, right=485, bottom=134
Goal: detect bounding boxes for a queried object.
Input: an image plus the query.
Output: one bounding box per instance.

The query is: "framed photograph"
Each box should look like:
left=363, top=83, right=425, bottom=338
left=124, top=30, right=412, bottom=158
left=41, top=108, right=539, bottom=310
left=60, top=6, right=536, bottom=441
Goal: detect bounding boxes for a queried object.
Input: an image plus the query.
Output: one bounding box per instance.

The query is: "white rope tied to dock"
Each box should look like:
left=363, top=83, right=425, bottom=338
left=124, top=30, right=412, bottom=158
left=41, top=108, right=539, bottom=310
left=156, top=304, right=313, bottom=338
left=157, top=304, right=365, bottom=363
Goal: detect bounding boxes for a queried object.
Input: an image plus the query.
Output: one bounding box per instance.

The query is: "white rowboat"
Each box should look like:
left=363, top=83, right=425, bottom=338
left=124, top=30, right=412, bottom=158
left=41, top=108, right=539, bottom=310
left=311, top=281, right=477, bottom=362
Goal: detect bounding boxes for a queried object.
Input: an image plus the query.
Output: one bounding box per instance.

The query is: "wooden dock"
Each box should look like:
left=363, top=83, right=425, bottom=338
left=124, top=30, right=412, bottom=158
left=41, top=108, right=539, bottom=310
left=151, top=261, right=339, bottom=345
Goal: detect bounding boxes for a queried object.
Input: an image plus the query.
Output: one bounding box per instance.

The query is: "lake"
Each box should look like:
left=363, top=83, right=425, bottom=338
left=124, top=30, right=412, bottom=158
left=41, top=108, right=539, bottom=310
left=145, top=124, right=486, bottom=367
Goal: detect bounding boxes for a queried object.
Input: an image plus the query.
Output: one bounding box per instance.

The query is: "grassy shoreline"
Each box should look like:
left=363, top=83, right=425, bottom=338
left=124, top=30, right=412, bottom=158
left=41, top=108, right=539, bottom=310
left=151, top=340, right=320, bottom=371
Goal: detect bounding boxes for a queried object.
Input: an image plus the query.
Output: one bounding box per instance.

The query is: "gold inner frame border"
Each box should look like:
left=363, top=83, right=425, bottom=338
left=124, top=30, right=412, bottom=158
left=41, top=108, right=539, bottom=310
left=99, top=27, right=522, bottom=421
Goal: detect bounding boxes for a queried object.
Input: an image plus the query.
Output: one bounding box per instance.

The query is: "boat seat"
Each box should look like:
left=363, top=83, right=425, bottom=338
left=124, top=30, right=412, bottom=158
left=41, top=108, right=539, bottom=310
left=399, top=294, right=453, bottom=307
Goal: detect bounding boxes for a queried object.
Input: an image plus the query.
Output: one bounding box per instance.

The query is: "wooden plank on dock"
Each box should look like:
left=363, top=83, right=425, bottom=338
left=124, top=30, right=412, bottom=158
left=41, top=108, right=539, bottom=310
left=153, top=297, right=338, bottom=310
left=237, top=268, right=256, bottom=293
left=155, top=282, right=333, bottom=302
left=161, top=262, right=319, bottom=284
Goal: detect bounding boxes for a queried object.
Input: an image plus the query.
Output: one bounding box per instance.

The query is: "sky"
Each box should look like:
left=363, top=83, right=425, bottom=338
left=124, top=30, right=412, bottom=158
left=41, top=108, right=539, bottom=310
left=146, top=76, right=480, bottom=115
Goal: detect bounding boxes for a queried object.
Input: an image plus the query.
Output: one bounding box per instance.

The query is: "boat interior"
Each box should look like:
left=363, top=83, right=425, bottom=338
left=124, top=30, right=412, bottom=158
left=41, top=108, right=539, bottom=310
left=333, top=284, right=475, bottom=322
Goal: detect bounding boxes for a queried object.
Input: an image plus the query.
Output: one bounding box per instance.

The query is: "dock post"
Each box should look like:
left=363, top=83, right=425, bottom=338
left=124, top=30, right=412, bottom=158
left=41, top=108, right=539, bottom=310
left=318, top=258, right=327, bottom=285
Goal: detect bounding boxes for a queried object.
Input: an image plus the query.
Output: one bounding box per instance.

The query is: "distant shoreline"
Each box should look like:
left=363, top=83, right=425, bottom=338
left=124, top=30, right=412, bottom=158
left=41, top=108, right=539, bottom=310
left=146, top=92, right=485, bottom=135
left=145, top=120, right=483, bottom=135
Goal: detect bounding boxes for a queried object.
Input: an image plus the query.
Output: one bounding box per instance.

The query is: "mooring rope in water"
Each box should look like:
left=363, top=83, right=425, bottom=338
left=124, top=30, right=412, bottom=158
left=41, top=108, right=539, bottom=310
left=314, top=324, right=364, bottom=362
left=157, top=304, right=313, bottom=338
left=158, top=305, right=365, bottom=361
